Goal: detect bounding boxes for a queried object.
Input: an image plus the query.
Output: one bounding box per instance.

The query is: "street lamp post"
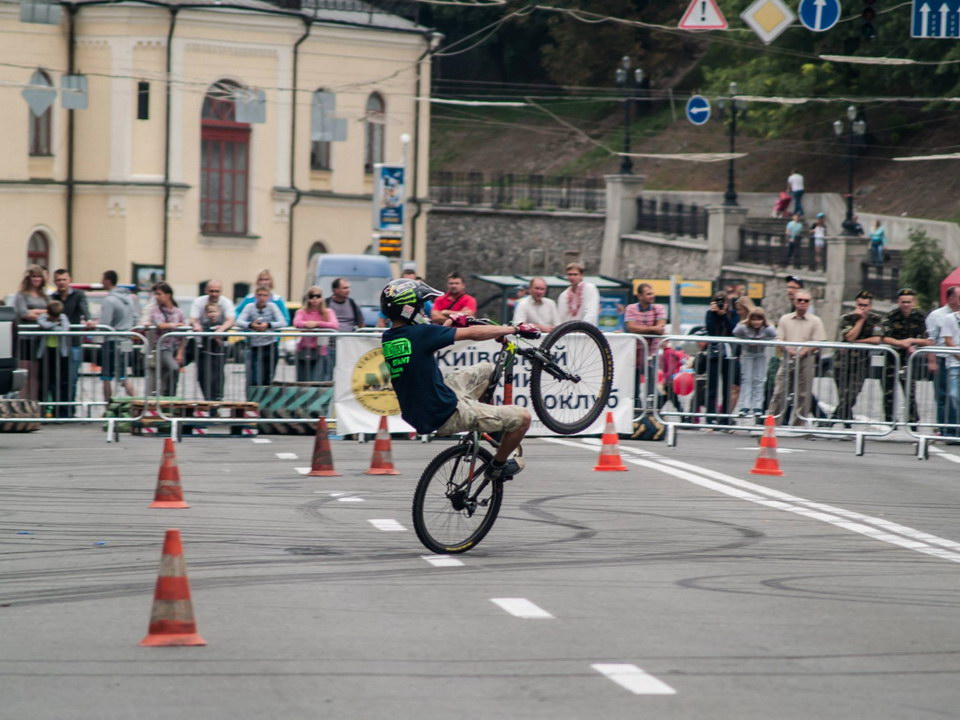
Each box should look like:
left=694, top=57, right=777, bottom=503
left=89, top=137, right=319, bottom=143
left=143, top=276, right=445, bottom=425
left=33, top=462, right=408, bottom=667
left=716, top=82, right=747, bottom=206
left=615, top=55, right=644, bottom=175
left=833, top=105, right=867, bottom=234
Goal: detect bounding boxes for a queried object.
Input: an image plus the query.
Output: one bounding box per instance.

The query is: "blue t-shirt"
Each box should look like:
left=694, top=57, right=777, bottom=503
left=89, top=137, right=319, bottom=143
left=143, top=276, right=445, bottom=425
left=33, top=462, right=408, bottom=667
left=382, top=323, right=457, bottom=434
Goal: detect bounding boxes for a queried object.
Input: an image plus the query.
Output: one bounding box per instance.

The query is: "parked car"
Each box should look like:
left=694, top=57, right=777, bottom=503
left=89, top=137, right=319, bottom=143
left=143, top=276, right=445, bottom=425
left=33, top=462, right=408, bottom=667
left=0, top=306, right=27, bottom=395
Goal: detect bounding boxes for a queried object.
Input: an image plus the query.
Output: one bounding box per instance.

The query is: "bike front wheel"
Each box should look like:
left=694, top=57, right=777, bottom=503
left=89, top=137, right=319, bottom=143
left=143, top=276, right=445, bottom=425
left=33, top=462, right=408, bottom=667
left=412, top=443, right=503, bottom=554
left=529, top=321, right=614, bottom=435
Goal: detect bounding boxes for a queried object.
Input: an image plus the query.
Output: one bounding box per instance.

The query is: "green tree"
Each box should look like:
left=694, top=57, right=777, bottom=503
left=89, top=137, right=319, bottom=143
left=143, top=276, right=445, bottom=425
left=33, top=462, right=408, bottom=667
left=900, top=228, right=950, bottom=310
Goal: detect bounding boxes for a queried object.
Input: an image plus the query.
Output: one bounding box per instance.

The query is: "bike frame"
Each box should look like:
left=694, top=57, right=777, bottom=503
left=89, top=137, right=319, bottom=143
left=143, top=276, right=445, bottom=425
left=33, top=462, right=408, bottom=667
left=453, top=335, right=519, bottom=507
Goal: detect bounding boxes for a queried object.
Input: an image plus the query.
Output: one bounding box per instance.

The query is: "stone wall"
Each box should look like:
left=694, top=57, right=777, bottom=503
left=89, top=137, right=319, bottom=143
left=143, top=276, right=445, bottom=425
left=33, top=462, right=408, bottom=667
left=425, top=206, right=605, bottom=288
left=619, top=233, right=708, bottom=279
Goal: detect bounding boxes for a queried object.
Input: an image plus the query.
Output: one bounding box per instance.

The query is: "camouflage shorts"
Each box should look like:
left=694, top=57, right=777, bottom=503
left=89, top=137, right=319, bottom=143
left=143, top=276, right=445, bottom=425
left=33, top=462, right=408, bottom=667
left=436, top=362, right=527, bottom=435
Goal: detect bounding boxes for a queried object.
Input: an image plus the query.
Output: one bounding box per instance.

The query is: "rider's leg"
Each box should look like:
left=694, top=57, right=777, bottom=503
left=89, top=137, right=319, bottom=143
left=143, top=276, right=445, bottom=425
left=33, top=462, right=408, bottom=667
left=493, top=408, right=530, bottom=463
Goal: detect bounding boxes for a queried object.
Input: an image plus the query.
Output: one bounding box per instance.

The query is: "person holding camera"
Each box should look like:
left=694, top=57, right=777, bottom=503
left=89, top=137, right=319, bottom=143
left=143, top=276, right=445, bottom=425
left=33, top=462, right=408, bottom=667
left=702, top=292, right=737, bottom=425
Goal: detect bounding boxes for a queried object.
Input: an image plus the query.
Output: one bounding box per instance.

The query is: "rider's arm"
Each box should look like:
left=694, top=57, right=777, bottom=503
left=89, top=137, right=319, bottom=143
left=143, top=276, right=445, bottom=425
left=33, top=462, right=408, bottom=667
left=453, top=325, right=517, bottom=342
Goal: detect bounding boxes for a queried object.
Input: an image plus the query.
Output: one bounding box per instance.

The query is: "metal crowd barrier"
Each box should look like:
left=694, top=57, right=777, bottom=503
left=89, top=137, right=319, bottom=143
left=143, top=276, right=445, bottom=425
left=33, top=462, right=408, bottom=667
left=904, top=346, right=960, bottom=459
left=13, top=328, right=150, bottom=439
left=639, top=334, right=903, bottom=455
left=153, top=329, right=381, bottom=441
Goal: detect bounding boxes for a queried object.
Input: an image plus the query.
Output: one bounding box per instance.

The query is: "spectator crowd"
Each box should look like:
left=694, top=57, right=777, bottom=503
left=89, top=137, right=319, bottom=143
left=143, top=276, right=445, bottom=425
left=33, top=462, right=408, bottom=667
left=7, top=265, right=369, bottom=416
left=7, top=261, right=960, bottom=437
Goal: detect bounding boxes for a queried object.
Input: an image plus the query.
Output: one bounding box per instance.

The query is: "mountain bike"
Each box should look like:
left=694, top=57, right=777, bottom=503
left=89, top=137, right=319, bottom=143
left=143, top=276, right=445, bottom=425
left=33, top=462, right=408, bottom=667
left=412, top=320, right=614, bottom=554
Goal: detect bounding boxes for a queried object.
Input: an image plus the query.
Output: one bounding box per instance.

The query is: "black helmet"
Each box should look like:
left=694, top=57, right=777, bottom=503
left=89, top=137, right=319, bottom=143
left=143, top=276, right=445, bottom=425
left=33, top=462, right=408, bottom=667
left=380, top=279, right=442, bottom=323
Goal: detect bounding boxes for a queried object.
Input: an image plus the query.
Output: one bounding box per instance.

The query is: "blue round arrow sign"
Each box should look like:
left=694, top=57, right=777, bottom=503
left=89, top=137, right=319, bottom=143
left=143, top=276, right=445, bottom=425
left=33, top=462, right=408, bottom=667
left=685, top=95, right=711, bottom=126
left=798, top=0, right=841, bottom=32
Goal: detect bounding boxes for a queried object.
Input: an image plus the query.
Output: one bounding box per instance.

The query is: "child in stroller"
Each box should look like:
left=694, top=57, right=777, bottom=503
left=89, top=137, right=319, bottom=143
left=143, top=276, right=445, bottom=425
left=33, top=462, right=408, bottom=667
left=772, top=190, right=792, bottom=218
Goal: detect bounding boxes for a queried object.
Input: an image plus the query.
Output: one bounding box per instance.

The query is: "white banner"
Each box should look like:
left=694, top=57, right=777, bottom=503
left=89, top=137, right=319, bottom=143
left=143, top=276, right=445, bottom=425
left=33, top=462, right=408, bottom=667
left=334, top=336, right=416, bottom=436
left=334, top=333, right=636, bottom=436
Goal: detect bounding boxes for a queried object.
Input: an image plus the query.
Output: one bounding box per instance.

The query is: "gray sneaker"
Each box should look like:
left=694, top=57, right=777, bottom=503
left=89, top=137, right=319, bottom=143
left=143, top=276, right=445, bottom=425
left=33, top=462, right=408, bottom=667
left=485, top=457, right=525, bottom=481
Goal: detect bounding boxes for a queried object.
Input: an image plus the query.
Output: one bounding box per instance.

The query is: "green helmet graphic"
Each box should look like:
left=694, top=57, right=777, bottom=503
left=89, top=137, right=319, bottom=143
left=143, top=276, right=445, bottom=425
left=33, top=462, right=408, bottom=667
left=380, top=279, right=442, bottom=323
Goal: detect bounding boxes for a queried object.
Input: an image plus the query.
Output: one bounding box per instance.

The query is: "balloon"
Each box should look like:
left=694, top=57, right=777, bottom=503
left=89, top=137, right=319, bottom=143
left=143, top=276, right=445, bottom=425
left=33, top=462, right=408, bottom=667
left=673, top=371, right=694, bottom=396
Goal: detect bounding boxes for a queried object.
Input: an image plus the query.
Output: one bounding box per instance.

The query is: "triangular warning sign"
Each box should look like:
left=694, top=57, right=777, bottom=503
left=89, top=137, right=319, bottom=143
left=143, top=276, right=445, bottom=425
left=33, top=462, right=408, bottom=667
left=679, top=0, right=728, bottom=30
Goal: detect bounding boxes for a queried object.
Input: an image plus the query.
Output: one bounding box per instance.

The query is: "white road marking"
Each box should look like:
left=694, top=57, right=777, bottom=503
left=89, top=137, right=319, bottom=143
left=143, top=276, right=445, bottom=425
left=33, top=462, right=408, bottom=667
left=251, top=438, right=272, bottom=444
left=591, top=664, right=676, bottom=695
left=930, top=447, right=960, bottom=464
left=628, top=457, right=960, bottom=563
left=490, top=598, right=554, bottom=619
left=338, top=497, right=364, bottom=502
left=549, top=437, right=960, bottom=564
left=329, top=492, right=347, bottom=497
left=577, top=437, right=659, bottom=456
left=295, top=467, right=311, bottom=475
left=422, top=555, right=465, bottom=567
left=275, top=452, right=298, bottom=460
left=368, top=519, right=406, bottom=532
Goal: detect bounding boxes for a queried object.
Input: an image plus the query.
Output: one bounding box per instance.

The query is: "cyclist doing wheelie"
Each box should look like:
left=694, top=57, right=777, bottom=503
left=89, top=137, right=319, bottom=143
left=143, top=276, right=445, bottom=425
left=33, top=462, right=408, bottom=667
left=380, top=278, right=541, bottom=481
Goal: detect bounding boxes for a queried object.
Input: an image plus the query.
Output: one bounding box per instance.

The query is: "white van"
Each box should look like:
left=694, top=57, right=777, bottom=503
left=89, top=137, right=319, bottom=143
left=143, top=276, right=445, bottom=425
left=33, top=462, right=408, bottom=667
left=307, top=254, right=394, bottom=327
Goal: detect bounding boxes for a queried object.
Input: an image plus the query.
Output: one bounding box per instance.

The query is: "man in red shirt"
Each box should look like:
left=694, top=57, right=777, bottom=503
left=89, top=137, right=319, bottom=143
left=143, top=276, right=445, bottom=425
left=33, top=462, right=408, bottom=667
left=431, top=272, right=478, bottom=323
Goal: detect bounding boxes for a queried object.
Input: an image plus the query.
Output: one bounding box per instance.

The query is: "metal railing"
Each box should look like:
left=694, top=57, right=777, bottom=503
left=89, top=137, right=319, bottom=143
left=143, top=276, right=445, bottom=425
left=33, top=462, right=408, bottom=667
left=150, top=329, right=371, bottom=440
left=738, top=229, right=827, bottom=272
left=13, top=329, right=150, bottom=436
left=429, top=171, right=604, bottom=211
left=638, top=334, right=906, bottom=454
left=904, top=347, right=960, bottom=458
left=634, top=197, right=708, bottom=238
left=861, top=261, right=901, bottom=301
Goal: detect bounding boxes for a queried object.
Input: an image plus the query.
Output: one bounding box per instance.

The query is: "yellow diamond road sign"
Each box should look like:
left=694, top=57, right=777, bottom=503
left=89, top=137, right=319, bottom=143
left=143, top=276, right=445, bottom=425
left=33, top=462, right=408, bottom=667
left=740, top=0, right=796, bottom=44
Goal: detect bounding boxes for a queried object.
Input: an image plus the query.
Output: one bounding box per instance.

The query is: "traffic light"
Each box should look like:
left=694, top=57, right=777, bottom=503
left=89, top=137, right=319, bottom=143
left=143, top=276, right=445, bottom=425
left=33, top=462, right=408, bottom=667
left=862, top=0, right=877, bottom=40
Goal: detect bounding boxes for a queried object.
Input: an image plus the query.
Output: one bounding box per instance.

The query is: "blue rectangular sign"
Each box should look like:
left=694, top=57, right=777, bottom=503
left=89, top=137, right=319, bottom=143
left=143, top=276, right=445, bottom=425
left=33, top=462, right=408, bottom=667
left=912, top=0, right=960, bottom=38
left=376, top=165, right=405, bottom=233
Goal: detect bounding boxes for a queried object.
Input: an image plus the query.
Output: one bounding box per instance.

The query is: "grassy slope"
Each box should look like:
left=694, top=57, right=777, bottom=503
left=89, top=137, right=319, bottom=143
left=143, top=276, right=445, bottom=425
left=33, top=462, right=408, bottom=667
left=430, top=100, right=960, bottom=223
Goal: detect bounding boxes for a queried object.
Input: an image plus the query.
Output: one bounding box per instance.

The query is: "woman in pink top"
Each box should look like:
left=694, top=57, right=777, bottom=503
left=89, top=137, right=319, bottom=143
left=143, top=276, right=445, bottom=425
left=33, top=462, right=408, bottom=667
left=147, top=282, right=187, bottom=397
left=293, top=286, right=339, bottom=381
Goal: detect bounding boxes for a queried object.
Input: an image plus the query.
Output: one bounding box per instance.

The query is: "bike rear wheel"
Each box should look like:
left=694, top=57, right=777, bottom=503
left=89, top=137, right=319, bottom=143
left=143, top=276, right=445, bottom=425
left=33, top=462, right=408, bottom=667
left=412, top=443, right=503, bottom=554
left=529, top=321, right=614, bottom=435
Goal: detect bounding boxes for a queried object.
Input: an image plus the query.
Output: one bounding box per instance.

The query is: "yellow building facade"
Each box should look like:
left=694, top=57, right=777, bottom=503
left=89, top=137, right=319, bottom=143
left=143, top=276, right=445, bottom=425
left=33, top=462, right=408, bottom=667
left=1, top=0, right=434, bottom=301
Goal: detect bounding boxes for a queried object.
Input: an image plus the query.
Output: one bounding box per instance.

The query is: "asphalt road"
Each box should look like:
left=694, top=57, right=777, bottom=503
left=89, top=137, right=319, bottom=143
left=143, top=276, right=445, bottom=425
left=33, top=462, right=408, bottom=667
left=1, top=427, right=959, bottom=719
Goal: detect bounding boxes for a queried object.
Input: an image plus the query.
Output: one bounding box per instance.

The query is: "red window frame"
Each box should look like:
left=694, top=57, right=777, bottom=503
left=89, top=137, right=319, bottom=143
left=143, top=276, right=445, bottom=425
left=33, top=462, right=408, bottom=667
left=27, top=231, right=49, bottom=269
left=200, top=84, right=251, bottom=235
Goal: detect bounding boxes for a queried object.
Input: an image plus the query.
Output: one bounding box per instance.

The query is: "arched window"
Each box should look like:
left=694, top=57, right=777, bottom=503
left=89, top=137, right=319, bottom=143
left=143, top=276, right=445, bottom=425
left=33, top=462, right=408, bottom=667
left=310, top=90, right=333, bottom=171
left=27, top=231, right=50, bottom=270
left=28, top=70, right=53, bottom=156
left=364, top=92, right=385, bottom=174
left=307, top=241, right=327, bottom=261
left=200, top=80, right=250, bottom=235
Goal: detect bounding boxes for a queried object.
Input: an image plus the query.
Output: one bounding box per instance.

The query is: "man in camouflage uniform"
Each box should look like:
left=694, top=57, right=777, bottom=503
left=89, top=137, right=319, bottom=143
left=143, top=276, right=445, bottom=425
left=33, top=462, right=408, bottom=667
left=881, top=289, right=931, bottom=425
left=832, top=290, right=884, bottom=425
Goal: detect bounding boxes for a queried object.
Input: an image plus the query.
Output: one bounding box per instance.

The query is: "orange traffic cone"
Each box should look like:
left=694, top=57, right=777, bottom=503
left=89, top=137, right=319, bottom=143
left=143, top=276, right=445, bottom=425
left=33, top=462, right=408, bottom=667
left=150, top=438, right=189, bottom=508
left=593, top=411, right=628, bottom=471
left=139, top=529, right=206, bottom=647
left=308, top=417, right=341, bottom=477
left=750, top=415, right=784, bottom=476
left=366, top=415, right=400, bottom=475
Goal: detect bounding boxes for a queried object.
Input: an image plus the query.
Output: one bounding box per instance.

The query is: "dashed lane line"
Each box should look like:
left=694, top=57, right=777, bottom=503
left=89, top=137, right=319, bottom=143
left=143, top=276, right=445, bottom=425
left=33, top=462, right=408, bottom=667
left=368, top=519, right=406, bottom=532
left=251, top=438, right=272, bottom=444
left=591, top=664, right=676, bottom=695
left=490, top=598, right=554, bottom=619
left=275, top=452, right=298, bottom=460
left=421, top=555, right=465, bottom=567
